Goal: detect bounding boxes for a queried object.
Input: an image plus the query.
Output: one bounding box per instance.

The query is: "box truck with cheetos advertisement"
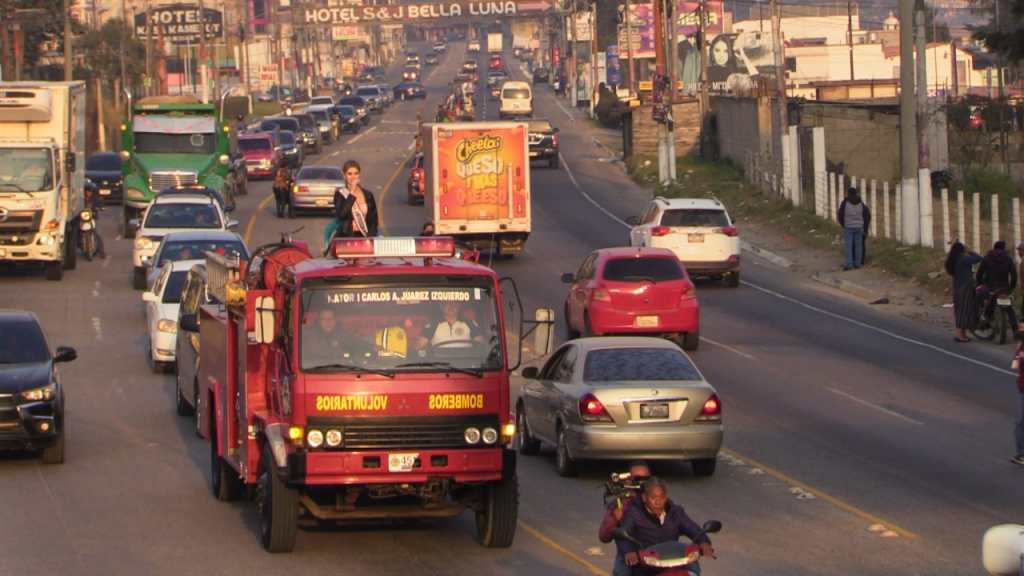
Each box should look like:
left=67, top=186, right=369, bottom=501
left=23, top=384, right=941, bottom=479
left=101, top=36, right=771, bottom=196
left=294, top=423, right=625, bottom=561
left=421, top=122, right=531, bottom=257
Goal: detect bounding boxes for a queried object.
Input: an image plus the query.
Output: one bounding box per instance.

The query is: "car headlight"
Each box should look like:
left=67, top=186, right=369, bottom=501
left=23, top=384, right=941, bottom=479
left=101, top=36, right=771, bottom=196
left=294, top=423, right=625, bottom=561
left=464, top=427, right=481, bottom=445
left=21, top=384, right=56, bottom=402
left=306, top=429, right=324, bottom=448
left=135, top=236, right=154, bottom=250
left=259, top=158, right=272, bottom=167
left=157, top=319, right=177, bottom=333
left=325, top=429, right=343, bottom=447
left=219, top=154, right=230, bottom=166
left=36, top=233, right=56, bottom=246
left=80, top=210, right=92, bottom=222
left=481, top=427, right=498, bottom=445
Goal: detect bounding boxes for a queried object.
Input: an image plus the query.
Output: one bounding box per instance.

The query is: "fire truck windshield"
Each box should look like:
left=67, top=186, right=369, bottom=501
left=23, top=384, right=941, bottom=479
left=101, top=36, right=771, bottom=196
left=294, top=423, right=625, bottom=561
left=300, top=282, right=503, bottom=374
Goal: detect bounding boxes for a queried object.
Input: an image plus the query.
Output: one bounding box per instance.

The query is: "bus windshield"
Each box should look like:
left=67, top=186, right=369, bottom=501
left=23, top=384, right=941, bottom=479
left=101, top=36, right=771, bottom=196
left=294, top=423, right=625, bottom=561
left=300, top=280, right=502, bottom=374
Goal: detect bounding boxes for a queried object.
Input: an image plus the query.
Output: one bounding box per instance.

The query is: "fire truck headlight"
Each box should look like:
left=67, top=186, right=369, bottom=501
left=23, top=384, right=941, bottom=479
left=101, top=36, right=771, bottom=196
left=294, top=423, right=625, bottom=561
left=306, top=429, right=324, bottom=448
left=501, top=423, right=516, bottom=443
left=463, top=427, right=481, bottom=445
left=288, top=426, right=303, bottom=443
left=481, top=427, right=498, bottom=445
left=325, top=429, right=343, bottom=447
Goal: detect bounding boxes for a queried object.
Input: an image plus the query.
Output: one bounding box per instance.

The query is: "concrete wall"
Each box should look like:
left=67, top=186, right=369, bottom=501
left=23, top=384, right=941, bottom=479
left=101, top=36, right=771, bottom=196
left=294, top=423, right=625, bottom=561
left=630, top=101, right=701, bottom=158
left=711, top=96, right=765, bottom=166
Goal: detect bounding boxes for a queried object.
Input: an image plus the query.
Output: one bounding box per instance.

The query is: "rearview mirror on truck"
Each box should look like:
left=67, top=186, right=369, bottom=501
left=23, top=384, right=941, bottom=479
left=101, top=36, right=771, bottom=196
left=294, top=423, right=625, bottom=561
left=254, top=296, right=276, bottom=344
left=533, top=308, right=554, bottom=357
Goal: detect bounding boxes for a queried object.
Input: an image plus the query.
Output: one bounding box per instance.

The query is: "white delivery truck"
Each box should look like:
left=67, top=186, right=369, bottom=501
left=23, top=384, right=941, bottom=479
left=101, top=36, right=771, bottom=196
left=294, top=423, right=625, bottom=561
left=0, top=82, right=86, bottom=280
left=421, top=121, right=531, bottom=256
left=488, top=32, right=503, bottom=54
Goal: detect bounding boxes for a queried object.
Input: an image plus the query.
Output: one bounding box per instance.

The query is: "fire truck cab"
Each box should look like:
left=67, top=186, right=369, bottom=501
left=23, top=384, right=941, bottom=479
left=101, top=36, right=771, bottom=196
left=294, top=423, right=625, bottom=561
left=190, top=235, right=551, bottom=553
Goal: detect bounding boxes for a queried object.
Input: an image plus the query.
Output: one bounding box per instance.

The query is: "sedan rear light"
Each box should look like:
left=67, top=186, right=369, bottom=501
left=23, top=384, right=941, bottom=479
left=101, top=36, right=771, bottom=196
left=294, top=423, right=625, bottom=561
left=696, top=394, right=721, bottom=422
left=552, top=132, right=558, bottom=148
left=680, top=281, right=697, bottom=301
left=718, top=226, right=738, bottom=237
left=591, top=288, right=611, bottom=303
left=652, top=226, right=671, bottom=237
left=579, top=393, right=613, bottom=423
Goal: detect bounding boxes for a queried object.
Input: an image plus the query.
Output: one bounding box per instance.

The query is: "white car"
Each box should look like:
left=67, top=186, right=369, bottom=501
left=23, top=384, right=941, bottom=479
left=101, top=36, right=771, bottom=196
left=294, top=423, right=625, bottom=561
left=628, top=197, right=741, bottom=287
left=131, top=194, right=237, bottom=290
left=499, top=81, right=533, bottom=119
left=143, top=259, right=203, bottom=372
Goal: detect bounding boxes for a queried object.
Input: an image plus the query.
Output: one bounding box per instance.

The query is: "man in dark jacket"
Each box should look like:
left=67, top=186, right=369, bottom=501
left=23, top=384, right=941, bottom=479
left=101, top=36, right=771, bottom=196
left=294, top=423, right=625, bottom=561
left=615, top=477, right=714, bottom=574
left=837, top=187, right=872, bottom=270
left=976, top=240, right=1018, bottom=327
left=598, top=462, right=651, bottom=576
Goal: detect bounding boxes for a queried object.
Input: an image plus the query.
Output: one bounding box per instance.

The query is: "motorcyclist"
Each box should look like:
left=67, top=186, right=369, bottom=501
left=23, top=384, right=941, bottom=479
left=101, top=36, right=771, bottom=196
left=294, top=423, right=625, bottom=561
left=272, top=165, right=293, bottom=218
left=615, top=477, right=714, bottom=575
left=79, top=180, right=106, bottom=259
left=599, top=462, right=651, bottom=576
left=976, top=240, right=1018, bottom=327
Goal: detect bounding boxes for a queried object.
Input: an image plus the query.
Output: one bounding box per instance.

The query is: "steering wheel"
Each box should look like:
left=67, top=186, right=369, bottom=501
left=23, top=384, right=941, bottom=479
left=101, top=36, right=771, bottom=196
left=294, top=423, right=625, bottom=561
left=431, top=339, right=476, bottom=350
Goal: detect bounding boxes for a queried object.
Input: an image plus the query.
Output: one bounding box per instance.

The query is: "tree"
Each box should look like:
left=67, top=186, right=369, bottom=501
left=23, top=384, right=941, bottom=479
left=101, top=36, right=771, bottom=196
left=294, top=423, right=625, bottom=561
left=972, top=0, right=1024, bottom=62
left=0, top=0, right=72, bottom=75
left=76, top=18, right=146, bottom=88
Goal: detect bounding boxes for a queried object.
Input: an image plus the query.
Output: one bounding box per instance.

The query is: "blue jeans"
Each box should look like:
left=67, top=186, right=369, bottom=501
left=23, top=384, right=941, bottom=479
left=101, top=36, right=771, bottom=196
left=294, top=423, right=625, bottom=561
left=844, top=228, right=864, bottom=268
left=1016, top=393, right=1024, bottom=456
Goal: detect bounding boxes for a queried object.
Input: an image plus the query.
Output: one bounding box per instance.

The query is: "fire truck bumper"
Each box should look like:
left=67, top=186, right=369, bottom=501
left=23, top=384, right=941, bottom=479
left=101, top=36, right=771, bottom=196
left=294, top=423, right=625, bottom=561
left=291, top=447, right=508, bottom=485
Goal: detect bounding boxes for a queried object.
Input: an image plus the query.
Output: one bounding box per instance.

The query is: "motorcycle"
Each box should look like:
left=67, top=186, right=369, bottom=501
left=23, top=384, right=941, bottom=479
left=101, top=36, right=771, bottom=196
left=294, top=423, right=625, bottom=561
left=612, top=520, right=722, bottom=576
left=79, top=180, right=104, bottom=261
left=972, top=285, right=1017, bottom=345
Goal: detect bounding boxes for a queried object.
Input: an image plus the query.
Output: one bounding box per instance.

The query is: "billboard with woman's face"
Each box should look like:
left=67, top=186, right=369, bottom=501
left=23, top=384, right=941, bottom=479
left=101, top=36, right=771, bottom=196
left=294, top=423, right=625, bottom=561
left=706, top=30, right=777, bottom=92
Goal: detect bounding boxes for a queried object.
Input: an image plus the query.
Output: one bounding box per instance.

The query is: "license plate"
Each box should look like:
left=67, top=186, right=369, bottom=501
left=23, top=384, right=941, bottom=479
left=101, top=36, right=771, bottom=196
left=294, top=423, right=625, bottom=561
left=529, top=151, right=539, bottom=157
left=99, top=188, right=111, bottom=195
left=640, top=403, right=669, bottom=419
left=688, top=234, right=704, bottom=243
left=998, top=297, right=1013, bottom=306
left=635, top=315, right=659, bottom=327
left=315, top=199, right=330, bottom=206
left=388, top=453, right=419, bottom=472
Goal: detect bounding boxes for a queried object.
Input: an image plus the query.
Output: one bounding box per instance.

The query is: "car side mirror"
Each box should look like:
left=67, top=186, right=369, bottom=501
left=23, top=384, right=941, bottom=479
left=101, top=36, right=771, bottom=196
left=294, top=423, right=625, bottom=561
left=179, top=313, right=200, bottom=333
left=560, top=272, right=574, bottom=284
left=128, top=218, right=140, bottom=229
left=142, top=291, right=158, bottom=303
left=227, top=219, right=239, bottom=229
left=553, top=127, right=560, bottom=133
left=521, top=366, right=539, bottom=379
left=625, top=215, right=641, bottom=226
left=54, top=346, right=77, bottom=363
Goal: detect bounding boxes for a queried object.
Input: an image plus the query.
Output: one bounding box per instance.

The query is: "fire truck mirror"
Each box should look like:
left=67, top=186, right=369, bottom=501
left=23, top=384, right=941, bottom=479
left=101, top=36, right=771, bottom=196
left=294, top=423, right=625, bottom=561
left=255, top=296, right=276, bottom=344
left=534, top=308, right=554, bottom=357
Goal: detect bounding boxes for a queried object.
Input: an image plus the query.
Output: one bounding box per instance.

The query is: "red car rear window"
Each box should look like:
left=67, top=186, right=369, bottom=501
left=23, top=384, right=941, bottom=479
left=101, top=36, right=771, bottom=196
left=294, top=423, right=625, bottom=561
left=602, top=257, right=683, bottom=282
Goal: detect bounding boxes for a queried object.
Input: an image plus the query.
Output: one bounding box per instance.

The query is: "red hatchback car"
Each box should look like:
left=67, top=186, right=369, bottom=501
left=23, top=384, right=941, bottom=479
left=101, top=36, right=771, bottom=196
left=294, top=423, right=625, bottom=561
left=561, top=247, right=700, bottom=350
left=238, top=132, right=281, bottom=179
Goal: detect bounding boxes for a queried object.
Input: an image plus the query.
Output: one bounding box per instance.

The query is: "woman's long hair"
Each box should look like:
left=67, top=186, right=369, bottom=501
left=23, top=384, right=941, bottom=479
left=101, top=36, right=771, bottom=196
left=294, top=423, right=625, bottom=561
left=945, top=241, right=965, bottom=277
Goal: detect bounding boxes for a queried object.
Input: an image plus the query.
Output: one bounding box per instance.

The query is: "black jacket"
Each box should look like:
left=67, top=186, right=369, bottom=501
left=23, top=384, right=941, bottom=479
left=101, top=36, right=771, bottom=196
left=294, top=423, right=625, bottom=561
left=976, top=248, right=1017, bottom=292
left=332, top=188, right=379, bottom=238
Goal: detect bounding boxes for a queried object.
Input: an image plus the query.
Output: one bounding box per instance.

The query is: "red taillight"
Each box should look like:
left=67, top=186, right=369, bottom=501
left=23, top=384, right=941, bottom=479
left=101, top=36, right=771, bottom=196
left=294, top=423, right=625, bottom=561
left=719, top=226, right=738, bottom=237
left=680, top=281, right=697, bottom=301
left=696, top=394, right=721, bottom=421
left=591, top=288, right=611, bottom=303
left=652, top=226, right=671, bottom=237
left=579, top=393, right=613, bottom=423
left=552, top=133, right=558, bottom=148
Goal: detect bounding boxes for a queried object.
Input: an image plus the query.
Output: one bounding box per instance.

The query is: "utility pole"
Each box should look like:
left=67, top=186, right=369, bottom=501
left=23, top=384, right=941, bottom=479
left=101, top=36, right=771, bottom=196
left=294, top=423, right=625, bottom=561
left=119, top=0, right=128, bottom=106
left=847, top=0, right=854, bottom=80
left=995, top=0, right=1009, bottom=175
left=915, top=0, right=932, bottom=247
left=898, top=0, right=920, bottom=244
left=198, top=0, right=209, bottom=102
left=145, top=0, right=153, bottom=96
left=771, top=0, right=787, bottom=187
left=698, top=0, right=710, bottom=157
left=625, top=0, right=635, bottom=94
left=666, top=0, right=677, bottom=180
left=569, top=1, right=577, bottom=105
left=241, top=0, right=251, bottom=95
left=64, top=0, right=73, bottom=81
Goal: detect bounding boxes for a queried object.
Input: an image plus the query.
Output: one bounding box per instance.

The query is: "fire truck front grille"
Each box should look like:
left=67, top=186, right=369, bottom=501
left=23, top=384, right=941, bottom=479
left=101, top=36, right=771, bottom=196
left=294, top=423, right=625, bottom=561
left=308, top=415, right=501, bottom=450
left=149, top=171, right=197, bottom=192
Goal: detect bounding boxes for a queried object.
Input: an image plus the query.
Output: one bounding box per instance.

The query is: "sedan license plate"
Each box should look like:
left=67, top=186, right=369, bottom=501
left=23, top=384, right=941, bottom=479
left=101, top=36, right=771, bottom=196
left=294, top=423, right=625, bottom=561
left=998, top=297, right=1013, bottom=306
left=388, top=453, right=419, bottom=472
left=640, top=403, right=669, bottom=419
left=315, top=198, right=330, bottom=207
left=688, top=233, right=704, bottom=243
left=635, top=315, right=659, bottom=327
left=99, top=188, right=111, bottom=195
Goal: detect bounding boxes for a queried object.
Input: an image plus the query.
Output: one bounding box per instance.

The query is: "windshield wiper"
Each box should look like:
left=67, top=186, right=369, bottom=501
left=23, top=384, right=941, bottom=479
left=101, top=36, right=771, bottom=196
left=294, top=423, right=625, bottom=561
left=395, top=361, right=483, bottom=378
left=305, top=363, right=395, bottom=378
left=0, top=183, right=34, bottom=197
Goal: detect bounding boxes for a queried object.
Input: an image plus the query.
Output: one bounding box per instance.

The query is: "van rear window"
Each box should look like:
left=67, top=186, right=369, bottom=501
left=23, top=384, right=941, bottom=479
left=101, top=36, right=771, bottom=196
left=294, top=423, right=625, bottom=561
left=502, top=89, right=530, bottom=100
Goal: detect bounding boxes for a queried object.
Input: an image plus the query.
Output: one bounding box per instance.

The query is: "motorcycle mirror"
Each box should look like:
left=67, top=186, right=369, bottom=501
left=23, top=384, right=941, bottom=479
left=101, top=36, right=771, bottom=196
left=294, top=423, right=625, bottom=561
left=702, top=520, right=723, bottom=534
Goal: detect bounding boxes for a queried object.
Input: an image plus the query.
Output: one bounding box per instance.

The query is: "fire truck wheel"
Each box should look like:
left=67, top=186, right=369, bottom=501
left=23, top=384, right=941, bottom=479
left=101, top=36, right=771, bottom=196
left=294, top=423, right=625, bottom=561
left=210, top=423, right=243, bottom=502
left=475, top=472, right=518, bottom=548
left=259, top=444, right=298, bottom=553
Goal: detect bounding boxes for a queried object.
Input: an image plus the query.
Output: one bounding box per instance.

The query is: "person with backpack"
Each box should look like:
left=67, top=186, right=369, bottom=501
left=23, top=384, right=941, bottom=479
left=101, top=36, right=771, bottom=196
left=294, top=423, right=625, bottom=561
left=837, top=186, right=871, bottom=270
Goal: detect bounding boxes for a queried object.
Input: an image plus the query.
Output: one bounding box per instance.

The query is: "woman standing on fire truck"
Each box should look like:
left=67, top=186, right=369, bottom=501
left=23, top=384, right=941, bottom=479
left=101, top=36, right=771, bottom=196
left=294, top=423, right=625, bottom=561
left=326, top=160, right=379, bottom=247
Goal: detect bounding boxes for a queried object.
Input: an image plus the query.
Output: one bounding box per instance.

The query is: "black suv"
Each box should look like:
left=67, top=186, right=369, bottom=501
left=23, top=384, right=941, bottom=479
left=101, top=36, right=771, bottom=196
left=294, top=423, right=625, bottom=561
left=528, top=119, right=559, bottom=169
left=0, top=311, right=76, bottom=464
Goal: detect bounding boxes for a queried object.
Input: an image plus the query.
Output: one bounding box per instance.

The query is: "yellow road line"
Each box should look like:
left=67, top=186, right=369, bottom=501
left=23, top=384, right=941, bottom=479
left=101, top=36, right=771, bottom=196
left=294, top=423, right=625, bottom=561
left=243, top=194, right=275, bottom=245
left=518, top=520, right=608, bottom=576
left=375, top=151, right=414, bottom=235
left=721, top=447, right=920, bottom=540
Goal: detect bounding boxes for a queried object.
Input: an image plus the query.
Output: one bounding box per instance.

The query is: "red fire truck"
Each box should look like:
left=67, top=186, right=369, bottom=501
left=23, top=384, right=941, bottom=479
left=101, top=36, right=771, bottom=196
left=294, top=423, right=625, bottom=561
left=186, top=236, right=550, bottom=553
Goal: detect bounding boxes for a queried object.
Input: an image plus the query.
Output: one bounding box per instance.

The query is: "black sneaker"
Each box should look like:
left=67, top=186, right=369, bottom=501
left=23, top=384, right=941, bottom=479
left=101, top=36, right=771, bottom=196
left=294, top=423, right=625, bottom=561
left=1011, top=455, right=1024, bottom=466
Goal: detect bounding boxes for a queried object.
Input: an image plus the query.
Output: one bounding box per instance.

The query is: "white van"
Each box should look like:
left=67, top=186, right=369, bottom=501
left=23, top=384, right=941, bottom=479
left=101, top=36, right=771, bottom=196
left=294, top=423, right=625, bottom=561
left=499, top=81, right=533, bottom=119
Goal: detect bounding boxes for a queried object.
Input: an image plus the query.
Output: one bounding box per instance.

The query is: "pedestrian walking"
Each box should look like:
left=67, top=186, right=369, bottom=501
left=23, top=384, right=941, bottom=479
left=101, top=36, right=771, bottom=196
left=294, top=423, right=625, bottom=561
left=946, top=240, right=982, bottom=342
left=837, top=186, right=871, bottom=270
left=1012, top=334, right=1024, bottom=465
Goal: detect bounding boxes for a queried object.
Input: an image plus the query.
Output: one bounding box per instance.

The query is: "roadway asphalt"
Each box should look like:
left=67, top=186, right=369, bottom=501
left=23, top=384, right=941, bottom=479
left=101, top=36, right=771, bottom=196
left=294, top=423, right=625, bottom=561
left=0, top=40, right=1018, bottom=575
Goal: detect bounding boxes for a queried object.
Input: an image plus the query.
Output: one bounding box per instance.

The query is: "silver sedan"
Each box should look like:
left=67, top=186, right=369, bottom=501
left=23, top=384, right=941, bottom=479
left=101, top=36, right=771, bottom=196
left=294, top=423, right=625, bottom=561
left=517, top=336, right=722, bottom=477
left=288, top=165, right=343, bottom=216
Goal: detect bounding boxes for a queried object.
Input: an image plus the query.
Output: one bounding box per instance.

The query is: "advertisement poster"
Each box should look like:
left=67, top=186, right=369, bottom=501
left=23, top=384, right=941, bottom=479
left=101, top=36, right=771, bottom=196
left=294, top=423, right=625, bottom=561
left=675, top=0, right=724, bottom=93
left=617, top=2, right=655, bottom=59
left=606, top=45, right=621, bottom=87
left=435, top=125, right=527, bottom=221
left=706, top=30, right=777, bottom=92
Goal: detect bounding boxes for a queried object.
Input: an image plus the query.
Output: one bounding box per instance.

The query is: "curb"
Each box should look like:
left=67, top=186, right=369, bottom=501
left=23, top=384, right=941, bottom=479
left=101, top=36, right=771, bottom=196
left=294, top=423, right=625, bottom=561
left=741, top=240, right=793, bottom=269
left=810, top=271, right=884, bottom=302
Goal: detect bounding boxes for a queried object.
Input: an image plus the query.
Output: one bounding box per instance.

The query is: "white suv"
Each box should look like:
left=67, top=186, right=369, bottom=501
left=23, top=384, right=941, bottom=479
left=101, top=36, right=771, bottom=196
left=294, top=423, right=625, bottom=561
left=131, top=194, right=236, bottom=290
left=628, top=197, right=741, bottom=287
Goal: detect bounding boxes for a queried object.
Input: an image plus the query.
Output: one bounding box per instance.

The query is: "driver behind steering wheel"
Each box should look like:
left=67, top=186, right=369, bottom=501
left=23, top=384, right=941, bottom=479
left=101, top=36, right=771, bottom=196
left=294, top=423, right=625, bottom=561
left=416, top=302, right=481, bottom=350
